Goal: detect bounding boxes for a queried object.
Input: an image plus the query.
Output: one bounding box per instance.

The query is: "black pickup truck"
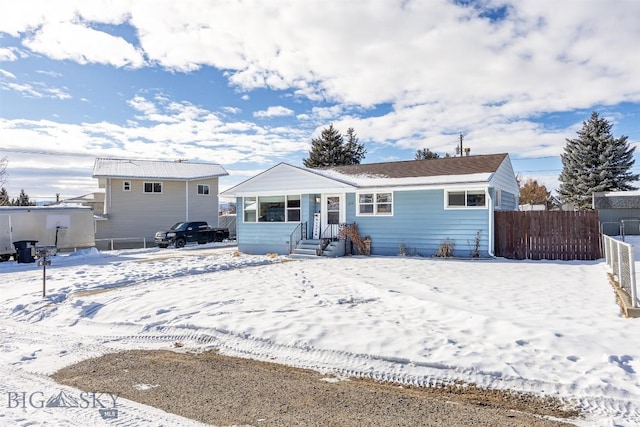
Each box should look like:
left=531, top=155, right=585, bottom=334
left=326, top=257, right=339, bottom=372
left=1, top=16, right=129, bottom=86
left=154, top=221, right=230, bottom=248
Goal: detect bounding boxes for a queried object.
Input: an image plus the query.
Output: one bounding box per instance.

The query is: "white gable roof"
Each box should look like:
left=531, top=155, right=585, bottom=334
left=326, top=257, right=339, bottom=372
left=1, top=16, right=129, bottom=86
left=221, top=163, right=356, bottom=197
left=93, top=158, right=228, bottom=181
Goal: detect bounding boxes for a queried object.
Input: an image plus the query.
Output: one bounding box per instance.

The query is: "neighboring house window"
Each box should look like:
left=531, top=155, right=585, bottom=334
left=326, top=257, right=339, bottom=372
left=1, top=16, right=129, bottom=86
left=123, top=181, right=131, bottom=191
left=144, top=182, right=163, bottom=194
left=243, top=195, right=301, bottom=222
left=446, top=190, right=487, bottom=208
left=197, top=184, right=210, bottom=195
left=357, top=192, right=393, bottom=215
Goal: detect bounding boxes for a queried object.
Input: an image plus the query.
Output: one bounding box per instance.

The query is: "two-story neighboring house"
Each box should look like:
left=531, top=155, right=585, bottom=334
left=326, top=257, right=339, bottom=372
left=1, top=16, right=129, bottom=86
left=92, top=158, right=228, bottom=242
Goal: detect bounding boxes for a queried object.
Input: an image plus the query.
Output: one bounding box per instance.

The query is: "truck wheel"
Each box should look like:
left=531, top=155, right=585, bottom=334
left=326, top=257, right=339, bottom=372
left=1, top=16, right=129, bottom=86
left=0, top=254, right=11, bottom=262
left=158, top=244, right=168, bottom=249
left=175, top=238, right=186, bottom=248
left=214, top=231, right=224, bottom=242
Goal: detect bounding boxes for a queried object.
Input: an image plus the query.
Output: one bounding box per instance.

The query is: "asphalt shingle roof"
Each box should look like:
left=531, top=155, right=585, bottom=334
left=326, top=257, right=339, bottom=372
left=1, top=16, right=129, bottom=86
left=324, top=153, right=508, bottom=178
left=92, top=158, right=228, bottom=180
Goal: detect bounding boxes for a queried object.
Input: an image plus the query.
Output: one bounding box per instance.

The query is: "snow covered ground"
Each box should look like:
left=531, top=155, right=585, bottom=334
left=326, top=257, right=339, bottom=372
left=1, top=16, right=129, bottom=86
left=0, top=242, right=639, bottom=426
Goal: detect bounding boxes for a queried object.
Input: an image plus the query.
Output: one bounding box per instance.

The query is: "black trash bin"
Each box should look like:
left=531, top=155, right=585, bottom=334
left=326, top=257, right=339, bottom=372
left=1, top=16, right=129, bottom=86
left=13, top=240, right=38, bottom=263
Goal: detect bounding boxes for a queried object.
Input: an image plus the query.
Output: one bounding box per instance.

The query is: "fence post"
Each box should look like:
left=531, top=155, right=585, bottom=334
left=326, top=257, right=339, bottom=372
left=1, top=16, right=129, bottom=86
left=629, top=247, right=639, bottom=308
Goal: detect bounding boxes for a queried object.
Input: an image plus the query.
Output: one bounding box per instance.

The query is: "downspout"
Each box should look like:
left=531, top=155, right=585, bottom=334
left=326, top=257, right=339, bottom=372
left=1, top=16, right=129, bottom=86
left=488, top=187, right=495, bottom=257
left=185, top=181, right=189, bottom=221
left=104, top=178, right=111, bottom=215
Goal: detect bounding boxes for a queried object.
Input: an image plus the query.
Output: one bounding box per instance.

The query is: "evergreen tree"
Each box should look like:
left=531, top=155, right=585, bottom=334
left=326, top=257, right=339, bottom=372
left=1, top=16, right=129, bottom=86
left=519, top=178, right=550, bottom=206
left=558, top=112, right=639, bottom=210
left=303, top=124, right=366, bottom=168
left=12, top=189, right=35, bottom=206
left=415, top=148, right=440, bottom=160
left=343, top=127, right=366, bottom=165
left=0, top=187, right=8, bottom=206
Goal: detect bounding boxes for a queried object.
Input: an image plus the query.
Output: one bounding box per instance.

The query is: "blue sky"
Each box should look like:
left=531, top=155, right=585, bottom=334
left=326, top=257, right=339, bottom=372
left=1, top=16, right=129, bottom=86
left=1, top=0, right=640, bottom=203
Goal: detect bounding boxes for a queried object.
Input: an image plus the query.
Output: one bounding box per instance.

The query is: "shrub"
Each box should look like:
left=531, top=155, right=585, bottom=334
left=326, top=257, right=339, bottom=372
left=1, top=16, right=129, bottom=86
left=436, top=239, right=455, bottom=257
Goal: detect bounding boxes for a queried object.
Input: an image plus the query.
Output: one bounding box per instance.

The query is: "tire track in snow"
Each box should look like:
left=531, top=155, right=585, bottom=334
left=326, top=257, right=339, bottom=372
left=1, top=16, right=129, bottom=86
left=97, top=325, right=640, bottom=425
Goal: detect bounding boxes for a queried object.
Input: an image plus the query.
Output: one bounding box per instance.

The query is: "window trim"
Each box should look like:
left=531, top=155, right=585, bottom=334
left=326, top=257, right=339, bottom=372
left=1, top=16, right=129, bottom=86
left=356, top=191, right=394, bottom=216
left=143, top=181, right=163, bottom=194
left=243, top=195, right=302, bottom=223
left=123, top=181, right=131, bottom=192
left=197, top=184, right=210, bottom=196
left=444, top=189, right=488, bottom=209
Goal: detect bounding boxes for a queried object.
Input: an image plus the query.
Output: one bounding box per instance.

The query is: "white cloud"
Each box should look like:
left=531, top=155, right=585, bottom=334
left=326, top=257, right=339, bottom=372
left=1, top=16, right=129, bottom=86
left=24, top=21, right=145, bottom=68
left=253, top=106, right=294, bottom=118
left=0, top=47, right=18, bottom=61
left=0, top=68, right=16, bottom=79
left=2, top=80, right=71, bottom=100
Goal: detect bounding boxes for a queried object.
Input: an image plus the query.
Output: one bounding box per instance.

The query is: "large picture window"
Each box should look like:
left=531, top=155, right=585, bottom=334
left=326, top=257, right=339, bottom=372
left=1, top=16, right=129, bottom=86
left=143, top=182, right=162, bottom=194
left=446, top=190, right=487, bottom=208
left=357, top=192, right=393, bottom=215
left=243, top=195, right=301, bottom=222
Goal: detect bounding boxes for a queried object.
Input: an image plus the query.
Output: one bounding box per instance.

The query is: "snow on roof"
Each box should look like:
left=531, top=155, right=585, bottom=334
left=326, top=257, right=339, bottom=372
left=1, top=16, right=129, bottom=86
left=92, top=158, right=228, bottom=181
left=310, top=168, right=493, bottom=188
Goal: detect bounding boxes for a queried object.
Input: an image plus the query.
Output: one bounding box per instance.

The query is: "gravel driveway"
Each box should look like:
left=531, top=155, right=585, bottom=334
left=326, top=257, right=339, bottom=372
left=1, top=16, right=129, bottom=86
left=52, top=349, right=580, bottom=427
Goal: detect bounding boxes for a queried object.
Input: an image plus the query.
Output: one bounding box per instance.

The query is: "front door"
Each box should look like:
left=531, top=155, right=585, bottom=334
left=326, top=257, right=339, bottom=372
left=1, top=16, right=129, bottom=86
left=321, top=194, right=345, bottom=239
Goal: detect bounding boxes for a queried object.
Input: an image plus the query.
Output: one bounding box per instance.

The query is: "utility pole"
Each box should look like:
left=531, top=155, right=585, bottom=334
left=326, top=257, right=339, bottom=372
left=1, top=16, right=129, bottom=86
left=455, top=133, right=471, bottom=157
left=456, top=134, right=464, bottom=156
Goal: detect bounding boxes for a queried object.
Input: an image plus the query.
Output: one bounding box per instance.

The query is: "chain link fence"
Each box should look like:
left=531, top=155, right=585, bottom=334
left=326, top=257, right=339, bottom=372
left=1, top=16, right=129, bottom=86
left=602, top=234, right=639, bottom=308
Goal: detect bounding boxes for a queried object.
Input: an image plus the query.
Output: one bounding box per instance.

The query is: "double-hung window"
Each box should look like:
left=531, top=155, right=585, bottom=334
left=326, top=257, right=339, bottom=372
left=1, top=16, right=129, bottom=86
left=357, top=192, right=393, bottom=215
left=446, top=190, right=487, bottom=208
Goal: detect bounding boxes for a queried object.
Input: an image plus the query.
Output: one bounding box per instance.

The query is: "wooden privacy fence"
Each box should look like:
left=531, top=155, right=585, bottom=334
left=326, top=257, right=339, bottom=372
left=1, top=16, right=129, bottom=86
left=495, top=211, right=601, bottom=260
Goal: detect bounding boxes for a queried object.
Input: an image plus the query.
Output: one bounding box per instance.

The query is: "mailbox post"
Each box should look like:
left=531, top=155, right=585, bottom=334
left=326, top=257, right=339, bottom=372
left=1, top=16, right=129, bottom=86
left=36, top=248, right=53, bottom=297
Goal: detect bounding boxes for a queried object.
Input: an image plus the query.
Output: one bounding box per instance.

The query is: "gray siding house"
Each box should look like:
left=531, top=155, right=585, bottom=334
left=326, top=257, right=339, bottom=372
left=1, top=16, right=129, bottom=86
left=593, top=191, right=640, bottom=236
left=92, top=158, right=228, bottom=241
left=221, top=153, right=519, bottom=257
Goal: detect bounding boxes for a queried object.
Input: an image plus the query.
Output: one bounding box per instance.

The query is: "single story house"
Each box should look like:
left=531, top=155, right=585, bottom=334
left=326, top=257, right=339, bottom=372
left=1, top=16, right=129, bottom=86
left=221, top=153, right=519, bottom=257
left=593, top=190, right=640, bottom=236
left=92, top=158, right=228, bottom=241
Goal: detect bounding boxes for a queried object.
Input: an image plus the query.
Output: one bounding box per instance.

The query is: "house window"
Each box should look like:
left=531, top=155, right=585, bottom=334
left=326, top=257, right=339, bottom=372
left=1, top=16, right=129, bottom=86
left=197, top=184, right=210, bottom=195
left=287, top=195, right=301, bottom=222
left=123, top=181, right=131, bottom=191
left=357, top=192, right=393, bottom=215
left=244, top=197, right=257, bottom=222
left=243, top=195, right=301, bottom=222
left=446, top=190, right=487, bottom=208
left=144, top=182, right=162, bottom=194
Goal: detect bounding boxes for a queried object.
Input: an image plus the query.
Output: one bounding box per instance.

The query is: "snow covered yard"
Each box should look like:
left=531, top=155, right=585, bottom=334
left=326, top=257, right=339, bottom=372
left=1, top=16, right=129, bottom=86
left=0, top=244, right=638, bottom=426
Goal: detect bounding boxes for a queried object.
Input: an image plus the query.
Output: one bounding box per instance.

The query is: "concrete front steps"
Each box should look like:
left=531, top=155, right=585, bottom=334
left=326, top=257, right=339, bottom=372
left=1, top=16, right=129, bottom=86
left=290, top=239, right=346, bottom=258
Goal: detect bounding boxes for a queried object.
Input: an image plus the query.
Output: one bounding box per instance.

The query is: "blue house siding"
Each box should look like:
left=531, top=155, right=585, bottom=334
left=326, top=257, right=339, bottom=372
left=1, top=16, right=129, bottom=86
left=347, top=190, right=490, bottom=257
left=499, top=190, right=517, bottom=211
left=236, top=195, right=318, bottom=254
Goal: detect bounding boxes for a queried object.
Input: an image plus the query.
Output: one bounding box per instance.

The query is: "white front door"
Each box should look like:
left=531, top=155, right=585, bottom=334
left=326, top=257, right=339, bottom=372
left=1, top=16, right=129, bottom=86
left=321, top=194, right=345, bottom=238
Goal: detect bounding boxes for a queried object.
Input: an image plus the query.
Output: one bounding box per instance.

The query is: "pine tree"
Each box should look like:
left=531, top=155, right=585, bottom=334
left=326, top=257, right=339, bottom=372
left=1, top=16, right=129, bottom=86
left=415, top=148, right=440, bottom=160
left=12, top=189, right=35, bottom=206
left=558, top=112, right=639, bottom=210
left=0, top=187, right=9, bottom=206
left=303, top=124, right=366, bottom=168
left=343, top=128, right=366, bottom=165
